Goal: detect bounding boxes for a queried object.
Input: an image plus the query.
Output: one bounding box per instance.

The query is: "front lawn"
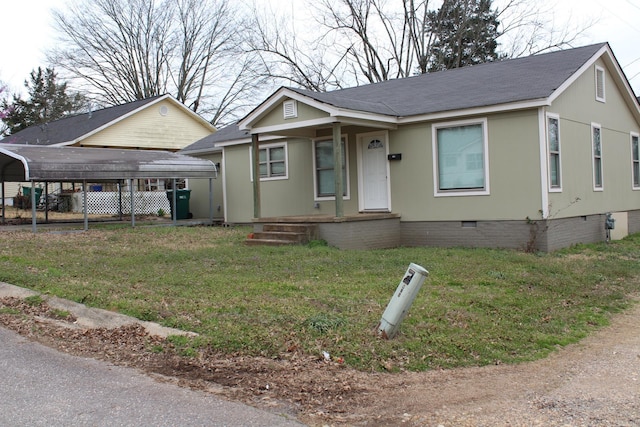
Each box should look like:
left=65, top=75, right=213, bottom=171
left=0, top=225, right=638, bottom=371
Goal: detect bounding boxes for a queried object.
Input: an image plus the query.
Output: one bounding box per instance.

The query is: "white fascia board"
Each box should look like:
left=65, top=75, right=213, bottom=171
left=397, top=98, right=551, bottom=124
left=547, top=45, right=609, bottom=105
left=0, top=147, right=30, bottom=180
left=214, top=134, right=286, bottom=147
left=239, top=87, right=398, bottom=131
left=251, top=117, right=337, bottom=135
left=239, top=88, right=301, bottom=129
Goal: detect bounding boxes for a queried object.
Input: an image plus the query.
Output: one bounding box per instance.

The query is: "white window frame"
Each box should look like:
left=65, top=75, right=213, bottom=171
left=432, top=118, right=490, bottom=197
left=631, top=132, right=640, bottom=190
left=249, top=142, right=288, bottom=182
left=546, top=113, right=562, bottom=192
left=312, top=135, right=350, bottom=201
left=591, top=123, right=603, bottom=191
left=595, top=65, right=606, bottom=103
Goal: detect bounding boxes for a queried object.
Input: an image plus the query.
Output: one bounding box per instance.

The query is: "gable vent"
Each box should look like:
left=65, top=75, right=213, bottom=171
left=595, top=66, right=606, bottom=102
left=283, top=100, right=297, bottom=119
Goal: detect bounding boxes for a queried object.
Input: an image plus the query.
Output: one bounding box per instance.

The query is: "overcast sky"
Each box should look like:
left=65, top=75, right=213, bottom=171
left=1, top=0, right=639, bottom=96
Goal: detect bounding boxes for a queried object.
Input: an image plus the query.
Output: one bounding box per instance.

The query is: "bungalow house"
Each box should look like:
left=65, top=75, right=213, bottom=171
left=181, top=42, right=640, bottom=251
left=2, top=94, right=216, bottom=214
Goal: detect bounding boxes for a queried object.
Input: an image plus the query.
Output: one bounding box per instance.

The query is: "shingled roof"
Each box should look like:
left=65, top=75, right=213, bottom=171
left=2, top=94, right=176, bottom=146
left=285, top=43, right=609, bottom=117
left=185, top=42, right=633, bottom=155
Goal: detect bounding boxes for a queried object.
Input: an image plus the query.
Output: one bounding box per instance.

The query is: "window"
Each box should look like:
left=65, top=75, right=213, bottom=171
left=547, top=114, right=562, bottom=190
left=595, top=66, right=606, bottom=103
left=433, top=119, right=489, bottom=195
left=592, top=123, right=603, bottom=189
left=313, top=137, right=348, bottom=199
left=283, top=100, right=297, bottom=119
left=632, top=133, right=640, bottom=189
left=251, top=143, right=288, bottom=181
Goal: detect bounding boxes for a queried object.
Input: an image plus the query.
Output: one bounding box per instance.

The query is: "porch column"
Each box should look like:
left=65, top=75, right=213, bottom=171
left=333, top=122, right=344, bottom=218
left=252, top=133, right=261, bottom=219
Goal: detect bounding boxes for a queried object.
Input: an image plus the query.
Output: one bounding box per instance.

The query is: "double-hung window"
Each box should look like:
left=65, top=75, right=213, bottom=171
left=313, top=137, right=348, bottom=199
left=632, top=133, right=640, bottom=189
left=547, top=114, right=562, bottom=190
left=252, top=143, right=288, bottom=181
left=592, top=123, right=603, bottom=190
left=432, top=118, right=489, bottom=196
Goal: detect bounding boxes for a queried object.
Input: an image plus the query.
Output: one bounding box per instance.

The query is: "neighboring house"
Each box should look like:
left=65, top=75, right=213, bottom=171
left=2, top=94, right=215, bottom=207
left=181, top=42, right=640, bottom=251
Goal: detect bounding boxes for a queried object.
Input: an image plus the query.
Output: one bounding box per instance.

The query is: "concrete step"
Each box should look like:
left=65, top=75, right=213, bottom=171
left=245, top=223, right=318, bottom=246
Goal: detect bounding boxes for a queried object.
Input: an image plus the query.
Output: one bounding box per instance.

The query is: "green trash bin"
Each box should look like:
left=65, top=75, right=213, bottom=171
left=22, top=187, right=43, bottom=205
left=166, top=189, right=192, bottom=220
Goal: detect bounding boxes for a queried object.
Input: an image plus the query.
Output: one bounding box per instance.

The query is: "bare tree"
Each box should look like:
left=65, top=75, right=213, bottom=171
left=48, top=0, right=257, bottom=126
left=247, top=0, right=595, bottom=91
left=243, top=2, right=351, bottom=92
left=495, top=0, right=595, bottom=58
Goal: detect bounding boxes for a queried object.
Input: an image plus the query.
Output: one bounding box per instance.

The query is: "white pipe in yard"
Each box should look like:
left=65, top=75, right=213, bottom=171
left=377, top=263, right=429, bottom=339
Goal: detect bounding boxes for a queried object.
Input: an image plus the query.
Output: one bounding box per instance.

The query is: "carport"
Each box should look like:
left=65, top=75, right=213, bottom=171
left=0, top=144, right=218, bottom=232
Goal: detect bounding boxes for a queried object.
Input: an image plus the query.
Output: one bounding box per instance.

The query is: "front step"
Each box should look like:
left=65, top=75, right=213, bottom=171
left=245, top=223, right=318, bottom=246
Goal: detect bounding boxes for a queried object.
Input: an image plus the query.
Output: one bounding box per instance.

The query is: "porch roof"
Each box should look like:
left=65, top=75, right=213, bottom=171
left=0, top=143, right=217, bottom=182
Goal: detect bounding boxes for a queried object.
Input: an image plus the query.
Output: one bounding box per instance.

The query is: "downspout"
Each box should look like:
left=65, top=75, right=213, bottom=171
left=252, top=133, right=261, bottom=219
left=333, top=123, right=344, bottom=218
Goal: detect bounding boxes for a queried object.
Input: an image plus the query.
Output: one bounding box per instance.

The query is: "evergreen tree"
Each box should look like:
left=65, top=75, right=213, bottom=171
left=427, top=0, right=501, bottom=72
left=1, top=67, right=87, bottom=135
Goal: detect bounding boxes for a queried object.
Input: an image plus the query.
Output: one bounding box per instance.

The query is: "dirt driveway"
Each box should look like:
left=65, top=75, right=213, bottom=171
left=1, top=287, right=638, bottom=426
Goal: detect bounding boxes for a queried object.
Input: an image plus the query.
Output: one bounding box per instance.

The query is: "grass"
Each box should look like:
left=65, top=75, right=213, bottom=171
left=0, top=225, right=638, bottom=371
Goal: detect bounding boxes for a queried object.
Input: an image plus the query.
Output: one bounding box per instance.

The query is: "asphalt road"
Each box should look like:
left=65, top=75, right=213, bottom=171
left=0, top=327, right=304, bottom=427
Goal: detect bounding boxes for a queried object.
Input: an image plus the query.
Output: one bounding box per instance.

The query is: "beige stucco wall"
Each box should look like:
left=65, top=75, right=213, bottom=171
left=547, top=59, right=640, bottom=219
left=79, top=99, right=213, bottom=151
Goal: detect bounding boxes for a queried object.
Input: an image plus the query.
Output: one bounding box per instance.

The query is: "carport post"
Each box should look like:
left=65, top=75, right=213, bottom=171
left=209, top=178, right=214, bottom=224
left=172, top=179, right=177, bottom=225
left=82, top=180, right=88, bottom=231
left=1, top=178, right=5, bottom=223
left=31, top=181, right=37, bottom=233
left=129, top=179, right=135, bottom=227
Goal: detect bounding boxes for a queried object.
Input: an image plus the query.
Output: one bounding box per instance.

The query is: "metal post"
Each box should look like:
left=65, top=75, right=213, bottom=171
left=129, top=179, right=135, bottom=227
left=82, top=180, right=88, bottom=231
left=118, top=181, right=123, bottom=221
left=31, top=181, right=37, bottom=233
left=0, top=178, right=5, bottom=224
left=172, top=178, right=177, bottom=225
left=333, top=123, right=344, bottom=218
left=44, top=182, right=49, bottom=223
left=209, top=178, right=214, bottom=225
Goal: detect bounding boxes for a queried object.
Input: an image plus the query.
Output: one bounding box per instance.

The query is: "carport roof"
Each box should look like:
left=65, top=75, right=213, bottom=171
left=0, top=143, right=217, bottom=182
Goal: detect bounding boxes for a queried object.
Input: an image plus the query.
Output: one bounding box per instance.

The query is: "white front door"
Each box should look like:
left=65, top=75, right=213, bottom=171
left=358, top=132, right=390, bottom=211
